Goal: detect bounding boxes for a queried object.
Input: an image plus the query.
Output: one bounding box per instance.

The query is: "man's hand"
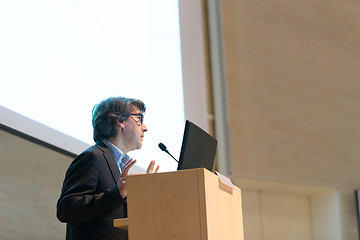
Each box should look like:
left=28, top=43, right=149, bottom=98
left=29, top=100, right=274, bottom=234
left=147, top=160, right=159, bottom=174
left=117, top=158, right=136, bottom=198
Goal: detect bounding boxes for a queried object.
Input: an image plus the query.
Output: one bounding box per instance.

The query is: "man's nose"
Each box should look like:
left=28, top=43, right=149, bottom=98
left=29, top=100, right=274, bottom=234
left=143, top=124, right=148, bottom=132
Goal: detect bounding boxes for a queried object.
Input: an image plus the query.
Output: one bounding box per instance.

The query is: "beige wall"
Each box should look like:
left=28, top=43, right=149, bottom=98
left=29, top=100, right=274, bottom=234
left=2, top=0, right=360, bottom=239
left=0, top=129, right=71, bottom=239
left=219, top=0, right=360, bottom=239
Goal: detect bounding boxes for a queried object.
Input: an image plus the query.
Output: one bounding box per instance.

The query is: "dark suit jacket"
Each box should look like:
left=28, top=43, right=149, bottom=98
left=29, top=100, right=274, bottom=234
left=57, top=141, right=128, bottom=240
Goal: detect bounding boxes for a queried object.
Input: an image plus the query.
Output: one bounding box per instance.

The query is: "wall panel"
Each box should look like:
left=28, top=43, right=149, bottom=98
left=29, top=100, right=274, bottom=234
left=0, top=129, right=71, bottom=239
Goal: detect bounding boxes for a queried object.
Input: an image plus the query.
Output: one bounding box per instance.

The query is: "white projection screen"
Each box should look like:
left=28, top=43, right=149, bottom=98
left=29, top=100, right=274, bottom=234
left=0, top=0, right=209, bottom=173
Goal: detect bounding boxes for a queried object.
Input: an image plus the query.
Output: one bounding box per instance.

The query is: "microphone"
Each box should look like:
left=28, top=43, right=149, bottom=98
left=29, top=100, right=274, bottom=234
left=158, top=143, right=179, bottom=163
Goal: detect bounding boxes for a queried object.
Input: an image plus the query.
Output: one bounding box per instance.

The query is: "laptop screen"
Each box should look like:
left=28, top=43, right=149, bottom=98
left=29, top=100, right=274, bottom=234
left=177, top=120, right=217, bottom=172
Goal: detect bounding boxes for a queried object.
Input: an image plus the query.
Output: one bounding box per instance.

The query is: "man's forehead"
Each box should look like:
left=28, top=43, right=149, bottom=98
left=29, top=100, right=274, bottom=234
left=131, top=107, right=142, bottom=114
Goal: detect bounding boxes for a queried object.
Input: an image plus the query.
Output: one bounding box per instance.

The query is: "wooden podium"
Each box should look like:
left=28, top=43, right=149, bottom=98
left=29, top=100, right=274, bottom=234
left=114, top=168, right=244, bottom=240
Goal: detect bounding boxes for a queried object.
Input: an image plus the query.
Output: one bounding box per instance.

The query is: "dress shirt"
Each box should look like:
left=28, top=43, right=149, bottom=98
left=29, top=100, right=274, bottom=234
left=102, top=140, right=130, bottom=173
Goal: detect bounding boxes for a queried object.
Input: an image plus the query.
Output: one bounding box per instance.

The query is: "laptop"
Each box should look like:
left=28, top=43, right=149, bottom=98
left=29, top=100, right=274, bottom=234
left=177, top=120, right=217, bottom=172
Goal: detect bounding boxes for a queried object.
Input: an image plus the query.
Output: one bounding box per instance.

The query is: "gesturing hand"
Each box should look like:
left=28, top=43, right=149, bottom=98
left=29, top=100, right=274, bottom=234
left=117, top=158, right=136, bottom=198
left=147, top=160, right=159, bottom=174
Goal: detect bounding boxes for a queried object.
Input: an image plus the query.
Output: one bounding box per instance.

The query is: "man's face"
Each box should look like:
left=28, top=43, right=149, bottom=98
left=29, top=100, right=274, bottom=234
left=122, top=108, right=148, bottom=152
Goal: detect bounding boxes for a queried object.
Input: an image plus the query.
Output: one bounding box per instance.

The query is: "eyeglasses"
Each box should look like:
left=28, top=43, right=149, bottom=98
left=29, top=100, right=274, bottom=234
left=129, top=113, right=144, bottom=125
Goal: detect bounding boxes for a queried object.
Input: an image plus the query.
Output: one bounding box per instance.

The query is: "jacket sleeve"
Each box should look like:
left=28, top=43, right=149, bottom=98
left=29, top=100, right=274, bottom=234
left=56, top=150, right=126, bottom=223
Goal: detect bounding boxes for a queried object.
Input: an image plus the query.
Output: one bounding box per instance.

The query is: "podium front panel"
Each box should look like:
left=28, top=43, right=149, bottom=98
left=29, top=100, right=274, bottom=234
left=125, top=168, right=244, bottom=240
left=126, top=169, right=206, bottom=240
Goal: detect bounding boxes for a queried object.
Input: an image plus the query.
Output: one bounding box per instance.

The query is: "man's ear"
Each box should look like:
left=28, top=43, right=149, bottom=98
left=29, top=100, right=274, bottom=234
left=116, top=119, right=125, bottom=129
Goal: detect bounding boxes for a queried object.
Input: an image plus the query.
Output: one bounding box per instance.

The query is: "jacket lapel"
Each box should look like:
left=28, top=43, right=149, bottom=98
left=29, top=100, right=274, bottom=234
left=95, top=141, right=120, bottom=184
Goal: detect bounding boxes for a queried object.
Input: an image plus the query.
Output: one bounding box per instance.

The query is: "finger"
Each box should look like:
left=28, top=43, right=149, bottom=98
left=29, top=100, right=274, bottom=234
left=147, top=160, right=155, bottom=173
left=118, top=177, right=126, bottom=183
left=121, top=160, right=136, bottom=176
left=123, top=158, right=136, bottom=169
left=121, top=159, right=136, bottom=176
left=117, top=180, right=127, bottom=198
left=154, top=165, right=160, bottom=173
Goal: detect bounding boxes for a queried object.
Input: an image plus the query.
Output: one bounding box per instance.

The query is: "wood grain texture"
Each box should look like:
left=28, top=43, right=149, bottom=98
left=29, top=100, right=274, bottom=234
left=124, top=168, right=244, bottom=240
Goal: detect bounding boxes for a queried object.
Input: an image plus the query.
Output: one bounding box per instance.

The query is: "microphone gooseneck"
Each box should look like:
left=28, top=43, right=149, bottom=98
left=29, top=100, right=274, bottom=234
left=158, top=143, right=179, bottom=163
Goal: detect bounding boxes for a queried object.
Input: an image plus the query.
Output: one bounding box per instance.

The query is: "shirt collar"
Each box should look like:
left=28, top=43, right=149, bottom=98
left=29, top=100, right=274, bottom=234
left=102, top=140, right=130, bottom=170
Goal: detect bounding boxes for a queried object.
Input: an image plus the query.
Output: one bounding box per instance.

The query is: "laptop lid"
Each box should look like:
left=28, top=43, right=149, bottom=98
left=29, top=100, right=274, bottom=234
left=177, top=120, right=217, bottom=172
